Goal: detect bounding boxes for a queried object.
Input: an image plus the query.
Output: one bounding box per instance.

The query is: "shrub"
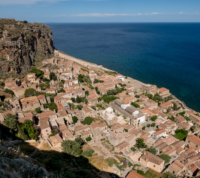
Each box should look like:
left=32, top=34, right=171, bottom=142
left=75, top=137, right=84, bottom=145
left=151, top=123, right=156, bottom=127
left=102, top=95, right=118, bottom=103
left=148, top=146, right=157, bottom=155
left=58, top=88, right=65, bottom=93
left=134, top=138, right=147, bottom=149
left=77, top=105, right=83, bottom=110
left=81, top=149, right=94, bottom=157
left=86, top=136, right=91, bottom=142
left=83, top=117, right=94, bottom=125
left=147, top=124, right=151, bottom=127
left=131, top=102, right=140, bottom=108
left=158, top=154, right=171, bottom=164
left=0, top=57, right=7, bottom=61
left=24, top=88, right=37, bottom=97
left=30, top=68, right=44, bottom=78
left=61, top=140, right=81, bottom=156
left=72, top=116, right=78, bottom=124
left=39, top=83, right=50, bottom=90
left=50, top=72, right=57, bottom=81
left=43, top=102, right=58, bottom=112
left=4, top=89, right=14, bottom=96
left=3, top=114, right=17, bottom=130
left=142, top=126, right=146, bottom=130
left=151, top=115, right=158, bottom=121
left=35, top=107, right=41, bottom=113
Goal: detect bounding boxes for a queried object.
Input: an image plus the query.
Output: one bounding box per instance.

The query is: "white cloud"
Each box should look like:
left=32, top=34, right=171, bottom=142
left=71, top=13, right=137, bottom=17
left=179, top=12, right=183, bottom=14
left=138, top=13, right=142, bottom=16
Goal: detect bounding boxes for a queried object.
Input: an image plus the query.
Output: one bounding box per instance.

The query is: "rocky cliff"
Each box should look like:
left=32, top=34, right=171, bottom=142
left=0, top=18, right=55, bottom=73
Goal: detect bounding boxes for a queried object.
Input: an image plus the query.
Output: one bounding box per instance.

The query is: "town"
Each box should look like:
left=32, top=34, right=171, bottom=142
left=1, top=50, right=200, bottom=178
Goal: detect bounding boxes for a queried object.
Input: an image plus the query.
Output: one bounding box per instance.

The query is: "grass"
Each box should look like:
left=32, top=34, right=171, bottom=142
left=137, top=169, right=163, bottom=178
left=173, top=132, right=186, bottom=140
left=89, top=156, right=108, bottom=170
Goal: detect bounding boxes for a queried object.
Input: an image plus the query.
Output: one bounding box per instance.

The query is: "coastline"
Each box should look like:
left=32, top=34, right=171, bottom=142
left=54, top=49, right=199, bottom=114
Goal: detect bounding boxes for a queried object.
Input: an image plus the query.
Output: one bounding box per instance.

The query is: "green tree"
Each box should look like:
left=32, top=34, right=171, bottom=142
left=3, top=114, right=17, bottom=130
left=39, top=83, right=50, bottom=90
left=83, top=117, right=94, bottom=125
left=151, top=123, right=156, bottom=127
left=158, top=154, right=171, bottom=164
left=134, top=138, right=147, bottom=149
left=58, top=88, right=65, bottom=93
left=24, top=88, right=37, bottom=97
left=148, top=146, right=157, bottom=155
left=35, top=107, right=41, bottom=113
left=142, top=126, right=146, bottom=130
left=85, top=90, right=89, bottom=96
left=30, top=68, right=44, bottom=79
left=61, top=140, right=81, bottom=156
left=72, top=116, right=78, bottom=124
left=77, top=105, right=83, bottom=110
left=190, top=125, right=196, bottom=133
left=75, top=137, right=84, bottom=145
left=151, top=115, right=158, bottom=121
left=147, top=124, right=151, bottom=127
left=86, top=136, right=91, bottom=142
left=50, top=72, right=57, bottom=81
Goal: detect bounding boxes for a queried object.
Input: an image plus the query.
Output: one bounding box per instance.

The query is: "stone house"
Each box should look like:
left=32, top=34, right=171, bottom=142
left=89, top=71, right=98, bottom=82
left=115, top=141, right=130, bottom=153
left=115, top=74, right=125, bottom=81
left=111, top=123, right=124, bottom=133
left=49, top=134, right=63, bottom=148
left=45, top=88, right=56, bottom=94
left=27, top=73, right=40, bottom=84
left=109, top=131, right=125, bottom=146
left=18, top=112, right=33, bottom=123
left=82, top=105, right=96, bottom=118
left=59, top=70, right=72, bottom=81
left=59, top=124, right=73, bottom=140
left=157, top=87, right=170, bottom=98
left=167, top=160, right=185, bottom=176
left=152, top=129, right=166, bottom=139
left=186, top=135, right=200, bottom=152
left=37, top=95, right=47, bottom=105
left=40, top=118, right=51, bottom=139
left=143, top=99, right=158, bottom=110
left=74, top=124, right=90, bottom=134
left=140, top=151, right=165, bottom=173
left=21, top=96, right=40, bottom=112
left=81, top=130, right=93, bottom=140
left=175, top=115, right=186, bottom=123
left=159, top=120, right=177, bottom=134
left=186, top=111, right=200, bottom=124
left=160, top=101, right=173, bottom=112
left=102, top=107, right=118, bottom=126
left=43, top=72, right=50, bottom=79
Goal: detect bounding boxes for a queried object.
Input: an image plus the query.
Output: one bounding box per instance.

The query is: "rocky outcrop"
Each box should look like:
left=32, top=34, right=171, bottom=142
left=0, top=18, right=55, bottom=73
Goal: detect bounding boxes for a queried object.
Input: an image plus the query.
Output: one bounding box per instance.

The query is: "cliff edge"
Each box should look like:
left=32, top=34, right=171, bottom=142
left=0, top=18, right=55, bottom=73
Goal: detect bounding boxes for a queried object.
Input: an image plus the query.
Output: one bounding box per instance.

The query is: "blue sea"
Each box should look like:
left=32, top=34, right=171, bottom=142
left=47, top=23, right=200, bottom=112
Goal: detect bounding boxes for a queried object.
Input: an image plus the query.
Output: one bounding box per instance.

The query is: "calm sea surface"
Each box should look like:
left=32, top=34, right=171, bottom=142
left=47, top=23, right=200, bottom=112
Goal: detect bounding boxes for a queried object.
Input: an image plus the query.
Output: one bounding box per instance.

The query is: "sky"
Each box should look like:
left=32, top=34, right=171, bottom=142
left=0, top=0, right=200, bottom=23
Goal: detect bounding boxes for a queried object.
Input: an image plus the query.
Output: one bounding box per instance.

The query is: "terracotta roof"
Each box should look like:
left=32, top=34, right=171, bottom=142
left=160, top=101, right=173, bottom=107
left=115, top=141, right=130, bottom=151
left=168, top=160, right=184, bottom=173
left=122, top=100, right=129, bottom=104
left=37, top=95, right=45, bottom=100
left=111, top=123, right=124, bottom=130
left=159, top=87, right=169, bottom=92
left=141, top=151, right=164, bottom=165
left=40, top=117, right=50, bottom=130
left=126, top=170, right=145, bottom=178
left=187, top=135, right=200, bottom=146
left=175, top=115, right=185, bottom=122
left=153, top=129, right=166, bottom=136
left=38, top=110, right=56, bottom=119
left=91, top=121, right=107, bottom=130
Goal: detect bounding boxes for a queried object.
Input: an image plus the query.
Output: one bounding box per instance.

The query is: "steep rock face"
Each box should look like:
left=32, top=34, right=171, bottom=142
left=0, top=19, right=55, bottom=73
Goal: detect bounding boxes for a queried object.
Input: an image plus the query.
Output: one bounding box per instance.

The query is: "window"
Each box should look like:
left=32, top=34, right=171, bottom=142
left=154, top=165, right=155, bottom=167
